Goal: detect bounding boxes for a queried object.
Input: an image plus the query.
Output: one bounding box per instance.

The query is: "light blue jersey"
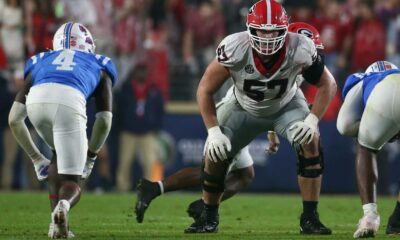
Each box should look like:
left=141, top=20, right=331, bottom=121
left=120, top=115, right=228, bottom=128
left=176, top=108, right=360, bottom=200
left=342, top=69, right=400, bottom=110
left=24, top=50, right=118, bottom=99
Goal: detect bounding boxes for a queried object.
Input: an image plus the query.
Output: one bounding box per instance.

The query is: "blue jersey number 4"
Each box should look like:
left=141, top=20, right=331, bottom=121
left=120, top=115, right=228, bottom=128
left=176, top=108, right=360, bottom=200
left=52, top=50, right=76, bottom=71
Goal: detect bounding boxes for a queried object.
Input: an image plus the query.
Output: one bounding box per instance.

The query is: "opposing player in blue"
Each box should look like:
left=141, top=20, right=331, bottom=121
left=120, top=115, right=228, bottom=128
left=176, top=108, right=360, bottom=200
left=337, top=61, right=400, bottom=238
left=8, top=22, right=117, bottom=238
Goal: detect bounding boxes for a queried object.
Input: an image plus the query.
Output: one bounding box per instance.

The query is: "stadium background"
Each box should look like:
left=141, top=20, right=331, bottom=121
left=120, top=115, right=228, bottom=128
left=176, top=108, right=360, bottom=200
left=0, top=0, right=399, bottom=195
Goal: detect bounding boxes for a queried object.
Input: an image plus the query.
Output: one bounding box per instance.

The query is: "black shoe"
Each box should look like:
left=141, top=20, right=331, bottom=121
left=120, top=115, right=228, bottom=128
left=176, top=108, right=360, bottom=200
left=187, top=199, right=205, bottom=221
left=300, top=212, right=332, bottom=235
left=386, top=215, right=400, bottom=234
left=184, top=210, right=219, bottom=234
left=135, top=178, right=161, bottom=223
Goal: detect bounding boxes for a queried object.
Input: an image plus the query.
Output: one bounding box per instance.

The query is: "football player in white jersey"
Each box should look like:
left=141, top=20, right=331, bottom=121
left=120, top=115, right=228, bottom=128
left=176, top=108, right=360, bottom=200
left=337, top=61, right=400, bottom=238
left=8, top=22, right=117, bottom=238
left=134, top=21, right=328, bottom=230
left=185, top=0, right=336, bottom=234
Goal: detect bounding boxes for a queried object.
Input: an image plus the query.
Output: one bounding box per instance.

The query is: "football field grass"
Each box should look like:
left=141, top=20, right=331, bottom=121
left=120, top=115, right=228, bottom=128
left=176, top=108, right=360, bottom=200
left=0, top=192, right=398, bottom=239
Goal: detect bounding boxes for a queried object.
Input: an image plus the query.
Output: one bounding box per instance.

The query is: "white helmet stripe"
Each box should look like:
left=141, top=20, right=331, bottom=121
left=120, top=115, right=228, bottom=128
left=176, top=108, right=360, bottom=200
left=266, top=0, right=271, bottom=24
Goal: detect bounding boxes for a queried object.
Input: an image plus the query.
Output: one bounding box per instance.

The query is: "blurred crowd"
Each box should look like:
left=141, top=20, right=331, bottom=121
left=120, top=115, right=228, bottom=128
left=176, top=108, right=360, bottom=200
left=0, top=0, right=399, bottom=191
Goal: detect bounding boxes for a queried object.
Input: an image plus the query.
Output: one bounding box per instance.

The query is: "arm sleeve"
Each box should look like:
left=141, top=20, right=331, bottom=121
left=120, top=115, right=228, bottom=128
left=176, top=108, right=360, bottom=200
left=302, top=52, right=325, bottom=85
left=88, top=111, right=113, bottom=153
left=8, top=102, right=45, bottom=163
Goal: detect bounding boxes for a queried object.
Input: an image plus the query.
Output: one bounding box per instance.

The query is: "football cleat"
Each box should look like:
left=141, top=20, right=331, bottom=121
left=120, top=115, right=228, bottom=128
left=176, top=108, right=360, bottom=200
left=135, top=178, right=161, bottom=223
left=51, top=200, right=70, bottom=238
left=187, top=199, right=205, bottom=222
left=300, top=212, right=332, bottom=235
left=34, top=158, right=51, bottom=181
left=386, top=214, right=400, bottom=235
left=184, top=210, right=219, bottom=234
left=353, top=212, right=380, bottom=238
left=48, top=223, right=75, bottom=239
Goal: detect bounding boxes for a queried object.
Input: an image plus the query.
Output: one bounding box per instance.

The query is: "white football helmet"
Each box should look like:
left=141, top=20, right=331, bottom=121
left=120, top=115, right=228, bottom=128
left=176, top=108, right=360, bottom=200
left=53, top=22, right=95, bottom=53
left=365, top=61, right=398, bottom=73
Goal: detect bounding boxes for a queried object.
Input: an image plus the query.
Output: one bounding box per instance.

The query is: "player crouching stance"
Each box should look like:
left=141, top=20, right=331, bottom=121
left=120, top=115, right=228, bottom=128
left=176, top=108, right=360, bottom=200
left=184, top=0, right=336, bottom=234
left=337, top=61, right=400, bottom=238
left=8, top=22, right=117, bottom=238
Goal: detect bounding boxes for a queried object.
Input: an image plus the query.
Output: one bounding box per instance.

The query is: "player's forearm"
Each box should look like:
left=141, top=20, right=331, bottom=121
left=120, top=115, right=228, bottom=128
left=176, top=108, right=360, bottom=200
left=311, top=73, right=337, bottom=119
left=8, top=102, right=44, bottom=162
left=197, top=88, right=218, bottom=129
left=88, top=111, right=113, bottom=154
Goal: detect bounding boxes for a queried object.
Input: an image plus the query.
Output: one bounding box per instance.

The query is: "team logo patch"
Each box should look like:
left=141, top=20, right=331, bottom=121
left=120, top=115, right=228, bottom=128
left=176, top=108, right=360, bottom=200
left=245, top=64, right=255, bottom=74
left=298, top=28, right=313, bottom=39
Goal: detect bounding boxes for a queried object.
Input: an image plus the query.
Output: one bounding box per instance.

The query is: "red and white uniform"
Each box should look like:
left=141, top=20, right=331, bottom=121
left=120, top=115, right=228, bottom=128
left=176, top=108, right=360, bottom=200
left=216, top=31, right=317, bottom=117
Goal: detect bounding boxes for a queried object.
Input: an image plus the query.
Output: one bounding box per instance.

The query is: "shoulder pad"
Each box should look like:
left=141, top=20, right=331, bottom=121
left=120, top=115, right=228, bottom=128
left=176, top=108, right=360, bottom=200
left=216, top=31, right=249, bottom=68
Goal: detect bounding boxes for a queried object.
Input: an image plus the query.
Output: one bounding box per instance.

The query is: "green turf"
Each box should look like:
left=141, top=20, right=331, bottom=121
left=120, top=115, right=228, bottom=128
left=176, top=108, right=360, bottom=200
left=0, top=192, right=398, bottom=239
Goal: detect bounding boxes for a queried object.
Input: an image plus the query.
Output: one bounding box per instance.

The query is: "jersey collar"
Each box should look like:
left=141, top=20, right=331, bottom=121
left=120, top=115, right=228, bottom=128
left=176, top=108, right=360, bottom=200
left=252, top=42, right=286, bottom=78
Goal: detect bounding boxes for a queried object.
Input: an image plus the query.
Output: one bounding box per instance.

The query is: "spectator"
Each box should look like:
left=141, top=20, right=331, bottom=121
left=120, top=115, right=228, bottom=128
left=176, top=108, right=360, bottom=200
left=113, top=0, right=150, bottom=89
left=350, top=0, right=386, bottom=72
left=0, top=0, right=24, bottom=70
left=116, top=62, right=165, bottom=192
left=314, top=0, right=353, bottom=85
left=183, top=0, right=225, bottom=78
left=25, top=0, right=57, bottom=56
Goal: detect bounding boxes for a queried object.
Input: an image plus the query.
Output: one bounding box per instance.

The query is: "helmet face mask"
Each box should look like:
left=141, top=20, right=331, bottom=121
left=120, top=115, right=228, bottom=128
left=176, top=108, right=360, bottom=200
left=53, top=22, right=96, bottom=53
left=365, top=61, right=398, bottom=73
left=247, top=0, right=289, bottom=55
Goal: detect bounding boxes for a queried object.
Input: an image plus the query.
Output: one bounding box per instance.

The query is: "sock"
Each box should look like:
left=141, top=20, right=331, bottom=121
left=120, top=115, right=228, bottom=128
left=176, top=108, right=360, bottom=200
left=157, top=181, right=164, bottom=194
left=303, top=201, right=318, bottom=216
left=391, top=201, right=400, bottom=219
left=362, top=203, right=377, bottom=215
left=204, top=203, right=219, bottom=221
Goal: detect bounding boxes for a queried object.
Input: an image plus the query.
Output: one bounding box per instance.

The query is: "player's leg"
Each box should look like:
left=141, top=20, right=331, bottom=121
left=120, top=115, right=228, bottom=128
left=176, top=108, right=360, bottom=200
left=275, top=89, right=331, bottom=235
left=185, top=97, right=263, bottom=233
left=134, top=133, right=166, bottom=223
left=387, top=192, right=400, bottom=234
left=297, top=135, right=331, bottom=235
left=353, top=75, right=400, bottom=238
left=50, top=104, right=87, bottom=238
left=96, top=145, right=112, bottom=191
left=187, top=145, right=254, bottom=220
left=116, top=131, right=136, bottom=192
left=187, top=165, right=254, bottom=221
left=138, top=133, right=158, bottom=180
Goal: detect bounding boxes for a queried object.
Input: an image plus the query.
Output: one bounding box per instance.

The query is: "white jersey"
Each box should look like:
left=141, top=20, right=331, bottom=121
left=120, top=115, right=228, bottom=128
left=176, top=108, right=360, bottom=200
left=216, top=31, right=317, bottom=117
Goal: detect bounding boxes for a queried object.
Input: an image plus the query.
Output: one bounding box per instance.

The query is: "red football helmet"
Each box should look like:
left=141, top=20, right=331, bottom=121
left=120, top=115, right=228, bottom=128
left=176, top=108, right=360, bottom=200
left=247, top=0, right=289, bottom=55
left=288, top=22, right=324, bottom=50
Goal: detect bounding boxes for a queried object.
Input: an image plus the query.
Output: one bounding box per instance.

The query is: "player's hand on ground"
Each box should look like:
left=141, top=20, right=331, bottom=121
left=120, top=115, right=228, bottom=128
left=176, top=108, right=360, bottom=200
left=207, top=126, right=232, bottom=162
left=266, top=131, right=280, bottom=154
left=289, top=113, right=319, bottom=145
left=82, top=150, right=97, bottom=179
left=33, top=155, right=51, bottom=181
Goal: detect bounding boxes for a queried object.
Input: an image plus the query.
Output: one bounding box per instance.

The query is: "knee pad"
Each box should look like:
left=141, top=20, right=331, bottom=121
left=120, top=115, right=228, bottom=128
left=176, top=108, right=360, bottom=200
left=201, top=161, right=228, bottom=193
left=296, top=144, right=324, bottom=178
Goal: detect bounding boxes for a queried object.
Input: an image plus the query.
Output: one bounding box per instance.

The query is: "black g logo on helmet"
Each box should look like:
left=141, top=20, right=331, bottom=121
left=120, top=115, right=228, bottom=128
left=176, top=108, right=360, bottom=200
left=298, top=28, right=313, bottom=39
